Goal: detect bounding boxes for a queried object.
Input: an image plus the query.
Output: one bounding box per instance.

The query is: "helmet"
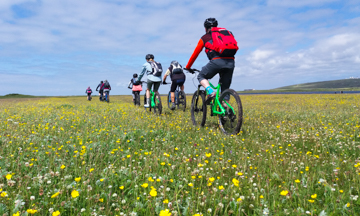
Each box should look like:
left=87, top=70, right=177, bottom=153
left=171, top=60, right=180, bottom=67
left=204, top=18, right=218, bottom=29
left=104, top=79, right=107, bottom=83
left=133, top=73, right=138, bottom=78
left=145, top=54, right=154, bottom=60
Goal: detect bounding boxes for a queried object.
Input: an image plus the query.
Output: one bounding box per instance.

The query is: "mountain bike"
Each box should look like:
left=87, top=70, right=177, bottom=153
left=187, top=69, right=243, bottom=135
left=103, top=91, right=110, bottom=103
left=166, top=84, right=186, bottom=111
left=142, top=82, right=162, bottom=115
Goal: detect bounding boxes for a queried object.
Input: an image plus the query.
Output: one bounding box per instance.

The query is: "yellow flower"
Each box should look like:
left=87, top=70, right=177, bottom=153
left=170, top=179, right=174, bottom=183
left=119, top=186, right=124, bottom=190
left=75, top=177, right=81, bottom=182
left=280, top=190, right=288, bottom=196
left=209, top=177, right=215, bottom=182
left=232, top=165, right=237, bottom=168
left=51, top=192, right=60, bottom=198
left=5, top=174, right=12, bottom=180
left=148, top=177, right=155, bottom=182
left=232, top=178, right=239, bottom=187
left=311, top=194, right=317, bottom=199
left=163, top=199, right=169, bottom=204
left=156, top=179, right=161, bottom=182
left=308, top=199, right=315, bottom=203
left=27, top=209, right=38, bottom=214
left=207, top=182, right=212, bottom=186
left=161, top=162, right=165, bottom=166
left=339, top=190, right=343, bottom=193
left=205, top=153, right=211, bottom=157
left=100, top=179, right=104, bottom=182
left=99, top=198, right=104, bottom=202
left=237, top=172, right=243, bottom=176
left=52, top=211, right=61, bottom=216
left=188, top=183, right=193, bottom=187
left=159, top=209, right=171, bottom=216
left=13, top=212, right=20, bottom=216
left=237, top=197, right=242, bottom=202
left=218, top=185, right=224, bottom=190
left=141, top=183, right=148, bottom=188
left=295, top=179, right=300, bottom=183
left=347, top=202, right=350, bottom=207
left=60, top=165, right=65, bottom=169
left=260, top=195, right=264, bottom=199
left=71, top=190, right=79, bottom=198
left=89, top=168, right=94, bottom=172
left=1, top=192, right=7, bottom=197
left=150, top=189, right=157, bottom=197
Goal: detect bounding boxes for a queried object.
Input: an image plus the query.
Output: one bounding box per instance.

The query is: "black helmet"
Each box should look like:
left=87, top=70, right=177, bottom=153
left=133, top=73, right=138, bottom=78
left=100, top=81, right=103, bottom=83
left=204, top=18, right=218, bottom=29
left=145, top=54, right=154, bottom=60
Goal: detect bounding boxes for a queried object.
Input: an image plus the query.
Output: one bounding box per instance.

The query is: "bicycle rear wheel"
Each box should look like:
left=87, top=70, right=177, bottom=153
left=178, top=90, right=186, bottom=112
left=153, top=92, right=162, bottom=115
left=191, top=90, right=206, bottom=126
left=218, top=89, right=243, bottom=135
left=167, top=92, right=171, bottom=109
left=135, top=92, right=140, bottom=105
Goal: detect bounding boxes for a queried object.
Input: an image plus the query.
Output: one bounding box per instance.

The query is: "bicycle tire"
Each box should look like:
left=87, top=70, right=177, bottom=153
left=153, top=92, right=162, bottom=115
left=218, top=89, right=243, bottom=135
left=178, top=90, right=186, bottom=112
left=167, top=92, right=171, bottom=109
left=191, top=90, right=206, bottom=126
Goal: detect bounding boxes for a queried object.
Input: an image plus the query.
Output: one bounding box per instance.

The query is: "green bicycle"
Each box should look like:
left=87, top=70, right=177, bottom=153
left=188, top=69, right=243, bottom=135
left=142, top=81, right=162, bottom=115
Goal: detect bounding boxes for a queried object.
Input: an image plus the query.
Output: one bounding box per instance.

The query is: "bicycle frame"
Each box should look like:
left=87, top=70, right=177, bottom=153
left=208, top=82, right=236, bottom=116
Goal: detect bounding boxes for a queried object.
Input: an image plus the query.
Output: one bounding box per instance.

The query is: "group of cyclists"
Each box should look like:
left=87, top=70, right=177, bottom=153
left=85, top=80, right=112, bottom=102
left=88, top=17, right=236, bottom=110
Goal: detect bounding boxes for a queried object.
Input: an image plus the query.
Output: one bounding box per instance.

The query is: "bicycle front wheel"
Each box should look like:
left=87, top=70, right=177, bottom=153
left=218, top=89, right=243, bottom=135
left=153, top=92, right=162, bottom=115
left=191, top=90, right=206, bottom=127
left=135, top=92, right=140, bottom=105
left=178, top=91, right=186, bottom=112
left=167, top=92, right=171, bottom=109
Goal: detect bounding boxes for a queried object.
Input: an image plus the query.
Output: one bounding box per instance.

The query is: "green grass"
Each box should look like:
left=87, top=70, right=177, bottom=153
left=275, top=79, right=360, bottom=90
left=0, top=95, right=359, bottom=215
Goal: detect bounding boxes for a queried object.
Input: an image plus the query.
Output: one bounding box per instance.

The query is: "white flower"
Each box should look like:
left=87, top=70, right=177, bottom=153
left=112, top=193, right=118, bottom=197
left=166, top=187, right=170, bottom=191
left=121, top=199, right=126, bottom=204
left=47, top=180, right=51, bottom=184
left=81, top=208, right=86, bottom=212
left=218, top=203, right=224, bottom=208
left=249, top=204, right=254, bottom=208
left=30, top=196, right=35, bottom=200
left=49, top=208, right=54, bottom=213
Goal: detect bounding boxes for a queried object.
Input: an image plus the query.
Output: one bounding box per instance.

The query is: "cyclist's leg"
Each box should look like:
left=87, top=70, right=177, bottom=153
left=145, top=80, right=153, bottom=106
left=219, top=59, right=235, bottom=101
left=170, top=81, right=177, bottom=103
left=198, top=60, right=220, bottom=94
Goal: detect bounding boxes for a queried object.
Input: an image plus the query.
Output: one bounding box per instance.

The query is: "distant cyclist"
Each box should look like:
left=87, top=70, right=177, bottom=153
left=101, top=80, right=111, bottom=102
left=128, top=73, right=143, bottom=103
left=163, top=60, right=186, bottom=110
left=96, top=81, right=104, bottom=101
left=85, top=86, right=92, bottom=101
left=137, top=54, right=163, bottom=108
left=185, top=18, right=238, bottom=103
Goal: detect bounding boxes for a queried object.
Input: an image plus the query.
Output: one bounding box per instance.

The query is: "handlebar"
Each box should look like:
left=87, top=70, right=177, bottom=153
left=184, top=68, right=200, bottom=74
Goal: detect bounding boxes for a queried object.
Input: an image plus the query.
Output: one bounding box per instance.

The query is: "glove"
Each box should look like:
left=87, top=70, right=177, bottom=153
left=163, top=81, right=167, bottom=85
left=185, top=68, right=195, bottom=74
left=128, top=87, right=131, bottom=89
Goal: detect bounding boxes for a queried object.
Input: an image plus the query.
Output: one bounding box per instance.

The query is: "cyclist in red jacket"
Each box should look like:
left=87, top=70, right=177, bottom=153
left=185, top=18, right=236, bottom=103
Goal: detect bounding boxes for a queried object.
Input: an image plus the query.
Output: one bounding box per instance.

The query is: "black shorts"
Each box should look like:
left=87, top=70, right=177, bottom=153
left=147, top=80, right=161, bottom=92
left=87, top=93, right=91, bottom=96
left=170, top=79, right=185, bottom=92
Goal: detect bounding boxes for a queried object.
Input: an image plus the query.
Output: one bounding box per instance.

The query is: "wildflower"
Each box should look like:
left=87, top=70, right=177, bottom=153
left=237, top=172, right=243, bottom=176
left=27, top=209, right=38, bottom=214
left=163, top=199, right=169, bottom=204
left=346, top=203, right=350, bottom=207
left=75, top=177, right=81, bottom=182
left=339, top=190, right=343, bottom=193
left=148, top=177, right=155, bottom=182
left=308, top=199, right=315, bottom=203
left=119, top=186, right=124, bottom=190
left=99, top=198, right=104, bottom=202
left=209, top=177, right=215, bottom=182
left=52, top=211, right=61, bottom=216
left=280, top=190, right=288, bottom=196
left=6, top=174, right=12, bottom=180
left=141, top=183, right=148, bottom=188
left=218, top=185, right=224, bottom=190
left=205, top=153, right=211, bottom=157
left=159, top=209, right=171, bottom=216
left=237, top=197, right=242, bottom=202
left=1, top=192, right=7, bottom=197
left=13, top=212, right=20, bottom=216
left=161, top=162, right=165, bottom=166
left=89, top=168, right=94, bottom=172
left=170, top=179, right=174, bottom=183
left=61, top=165, right=65, bottom=169
left=232, top=178, right=239, bottom=187
left=71, top=190, right=79, bottom=198
left=30, top=196, right=35, bottom=200
left=207, top=182, right=212, bottom=186
left=188, top=183, right=193, bottom=187
left=295, top=179, right=300, bottom=183
left=150, top=189, right=157, bottom=197
left=260, top=195, right=264, bottom=199
left=100, top=179, right=104, bottom=182
left=51, top=192, right=59, bottom=198
left=311, top=194, right=317, bottom=199
left=232, top=165, right=237, bottom=168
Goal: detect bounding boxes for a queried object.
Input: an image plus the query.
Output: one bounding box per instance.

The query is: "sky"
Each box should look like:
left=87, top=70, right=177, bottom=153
left=1, top=0, right=360, bottom=96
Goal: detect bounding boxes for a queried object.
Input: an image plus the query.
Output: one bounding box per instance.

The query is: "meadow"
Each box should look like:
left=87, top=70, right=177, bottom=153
left=0, top=94, right=359, bottom=216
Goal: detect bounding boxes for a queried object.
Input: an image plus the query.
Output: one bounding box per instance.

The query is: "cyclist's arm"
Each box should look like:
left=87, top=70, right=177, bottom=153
left=128, top=81, right=132, bottom=88
left=186, top=39, right=204, bottom=69
left=137, top=65, right=147, bottom=82
left=163, top=69, right=171, bottom=82
left=96, top=84, right=100, bottom=91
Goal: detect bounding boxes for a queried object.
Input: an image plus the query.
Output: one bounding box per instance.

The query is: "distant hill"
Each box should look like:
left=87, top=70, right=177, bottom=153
left=0, top=93, right=38, bottom=99
left=275, top=79, right=360, bottom=90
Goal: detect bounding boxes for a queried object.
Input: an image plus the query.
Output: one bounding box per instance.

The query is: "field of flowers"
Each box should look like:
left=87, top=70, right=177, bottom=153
left=0, top=94, right=359, bottom=216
